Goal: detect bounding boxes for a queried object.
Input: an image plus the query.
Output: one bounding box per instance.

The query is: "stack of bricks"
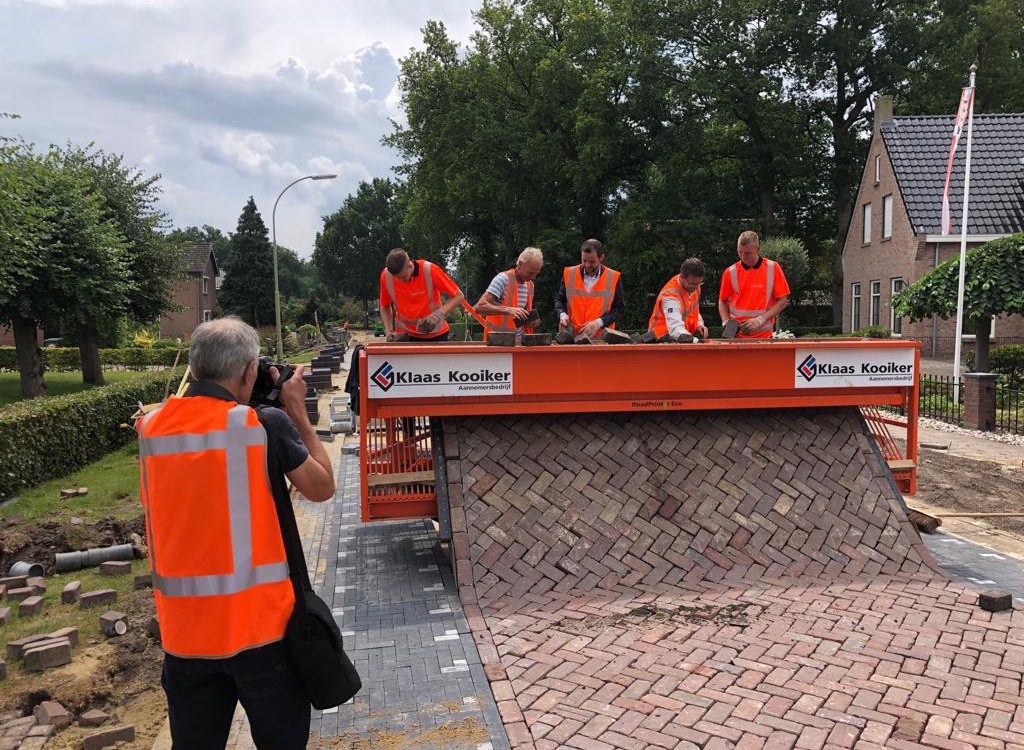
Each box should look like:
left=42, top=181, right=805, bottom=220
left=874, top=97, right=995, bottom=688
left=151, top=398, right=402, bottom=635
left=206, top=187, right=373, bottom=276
left=311, top=353, right=342, bottom=374
left=304, top=366, right=333, bottom=392
left=5, top=627, right=78, bottom=673
left=442, top=408, right=1024, bottom=750
left=304, top=386, right=320, bottom=425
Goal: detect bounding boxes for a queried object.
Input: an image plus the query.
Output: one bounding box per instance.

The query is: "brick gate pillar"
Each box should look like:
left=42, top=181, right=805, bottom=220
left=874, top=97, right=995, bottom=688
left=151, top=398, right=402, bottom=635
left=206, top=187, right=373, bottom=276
left=964, top=373, right=998, bottom=431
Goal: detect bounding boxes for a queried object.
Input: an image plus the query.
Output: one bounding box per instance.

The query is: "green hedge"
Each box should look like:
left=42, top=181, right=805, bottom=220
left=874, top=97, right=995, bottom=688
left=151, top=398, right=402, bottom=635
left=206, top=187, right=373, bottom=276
left=0, top=370, right=169, bottom=500
left=0, top=347, right=188, bottom=372
left=966, top=344, right=1024, bottom=386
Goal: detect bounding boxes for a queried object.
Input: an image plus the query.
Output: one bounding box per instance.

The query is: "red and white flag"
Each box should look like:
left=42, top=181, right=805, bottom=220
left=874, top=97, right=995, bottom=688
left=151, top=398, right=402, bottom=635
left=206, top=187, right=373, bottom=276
left=941, top=86, right=975, bottom=234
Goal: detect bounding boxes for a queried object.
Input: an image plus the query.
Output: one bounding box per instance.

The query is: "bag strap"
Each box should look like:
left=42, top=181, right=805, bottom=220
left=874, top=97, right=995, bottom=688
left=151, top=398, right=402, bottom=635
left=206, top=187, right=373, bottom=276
left=258, top=407, right=315, bottom=618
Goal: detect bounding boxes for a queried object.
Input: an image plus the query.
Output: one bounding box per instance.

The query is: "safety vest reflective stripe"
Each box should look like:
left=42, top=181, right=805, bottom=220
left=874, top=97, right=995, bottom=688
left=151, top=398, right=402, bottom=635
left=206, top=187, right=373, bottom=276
left=383, top=261, right=443, bottom=335
left=648, top=277, right=700, bottom=337
left=138, top=404, right=290, bottom=600
left=728, top=260, right=777, bottom=330
left=564, top=266, right=619, bottom=334
left=485, top=270, right=534, bottom=335
left=564, top=267, right=617, bottom=311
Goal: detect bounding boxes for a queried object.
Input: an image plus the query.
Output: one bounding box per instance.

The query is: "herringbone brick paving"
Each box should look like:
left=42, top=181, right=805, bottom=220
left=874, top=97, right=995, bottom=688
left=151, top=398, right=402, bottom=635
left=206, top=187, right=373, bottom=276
left=443, top=408, right=1024, bottom=750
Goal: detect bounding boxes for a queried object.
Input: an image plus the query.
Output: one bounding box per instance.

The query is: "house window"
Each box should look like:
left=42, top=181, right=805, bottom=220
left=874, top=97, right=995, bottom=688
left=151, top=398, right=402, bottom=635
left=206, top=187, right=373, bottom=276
left=202, top=310, right=212, bottom=323
left=851, top=283, right=861, bottom=331
left=874, top=155, right=881, bottom=183
left=890, top=278, right=904, bottom=334
left=869, top=281, right=881, bottom=326
left=862, top=203, right=872, bottom=244
left=202, top=276, right=209, bottom=295
left=882, top=195, right=893, bottom=239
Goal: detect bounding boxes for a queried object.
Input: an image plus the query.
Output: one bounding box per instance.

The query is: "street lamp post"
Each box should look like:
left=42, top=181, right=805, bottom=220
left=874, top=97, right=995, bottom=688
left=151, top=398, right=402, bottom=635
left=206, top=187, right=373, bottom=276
left=271, top=173, right=337, bottom=359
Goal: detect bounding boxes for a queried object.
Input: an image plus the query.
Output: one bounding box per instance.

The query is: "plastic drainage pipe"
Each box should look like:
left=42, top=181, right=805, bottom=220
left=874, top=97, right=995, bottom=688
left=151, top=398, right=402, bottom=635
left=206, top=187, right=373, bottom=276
left=8, top=561, right=44, bottom=578
left=55, top=543, right=134, bottom=573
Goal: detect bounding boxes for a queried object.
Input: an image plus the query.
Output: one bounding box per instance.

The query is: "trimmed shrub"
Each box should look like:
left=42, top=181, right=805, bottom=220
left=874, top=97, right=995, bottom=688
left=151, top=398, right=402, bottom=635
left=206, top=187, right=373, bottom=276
left=966, top=344, right=1024, bottom=386
left=0, top=371, right=170, bottom=500
left=0, top=347, right=188, bottom=372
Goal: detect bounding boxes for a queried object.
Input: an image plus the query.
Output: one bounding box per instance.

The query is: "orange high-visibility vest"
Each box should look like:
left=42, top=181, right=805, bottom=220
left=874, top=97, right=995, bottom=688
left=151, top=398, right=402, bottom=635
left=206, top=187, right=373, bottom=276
left=722, top=259, right=782, bottom=339
left=484, top=269, right=534, bottom=341
left=137, top=396, right=294, bottom=658
left=648, top=276, right=701, bottom=338
left=563, top=265, right=619, bottom=336
left=380, top=260, right=450, bottom=338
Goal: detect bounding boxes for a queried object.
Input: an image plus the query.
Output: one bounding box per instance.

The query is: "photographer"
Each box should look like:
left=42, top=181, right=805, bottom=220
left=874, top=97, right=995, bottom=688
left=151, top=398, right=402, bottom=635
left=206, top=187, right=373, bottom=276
left=136, top=316, right=334, bottom=749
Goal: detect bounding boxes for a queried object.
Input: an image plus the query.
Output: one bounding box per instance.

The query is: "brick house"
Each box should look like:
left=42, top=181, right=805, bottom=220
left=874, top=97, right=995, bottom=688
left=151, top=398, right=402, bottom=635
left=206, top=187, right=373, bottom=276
left=842, top=97, right=1024, bottom=357
left=160, top=244, right=219, bottom=339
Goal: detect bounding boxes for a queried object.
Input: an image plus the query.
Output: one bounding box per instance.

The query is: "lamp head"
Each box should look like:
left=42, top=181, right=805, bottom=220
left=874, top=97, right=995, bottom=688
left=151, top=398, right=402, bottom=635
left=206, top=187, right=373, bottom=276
left=312, top=174, right=337, bottom=180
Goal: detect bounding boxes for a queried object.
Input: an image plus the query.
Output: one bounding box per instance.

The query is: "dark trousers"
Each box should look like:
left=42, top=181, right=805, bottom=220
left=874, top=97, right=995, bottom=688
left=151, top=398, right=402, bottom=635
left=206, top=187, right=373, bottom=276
left=162, top=641, right=310, bottom=750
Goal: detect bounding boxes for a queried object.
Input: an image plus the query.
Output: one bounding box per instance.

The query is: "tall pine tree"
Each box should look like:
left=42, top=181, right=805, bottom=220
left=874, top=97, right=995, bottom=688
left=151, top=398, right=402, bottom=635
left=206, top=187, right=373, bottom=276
left=219, top=197, right=276, bottom=328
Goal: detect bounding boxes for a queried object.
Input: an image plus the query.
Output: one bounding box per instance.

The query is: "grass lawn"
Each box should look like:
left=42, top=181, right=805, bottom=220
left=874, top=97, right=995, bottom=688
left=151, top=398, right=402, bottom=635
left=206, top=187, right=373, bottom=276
left=1, top=443, right=141, bottom=525
left=0, top=370, right=146, bottom=408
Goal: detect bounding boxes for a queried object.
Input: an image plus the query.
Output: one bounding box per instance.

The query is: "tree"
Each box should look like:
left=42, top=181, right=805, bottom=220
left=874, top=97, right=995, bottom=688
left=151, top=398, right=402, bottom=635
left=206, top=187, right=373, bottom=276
left=314, top=178, right=405, bottom=311
left=59, top=144, right=179, bottom=384
left=893, top=234, right=1024, bottom=371
left=218, top=198, right=276, bottom=328
left=1, top=148, right=130, bottom=396
left=0, top=138, right=49, bottom=397
left=761, top=236, right=811, bottom=329
left=902, top=0, right=1024, bottom=115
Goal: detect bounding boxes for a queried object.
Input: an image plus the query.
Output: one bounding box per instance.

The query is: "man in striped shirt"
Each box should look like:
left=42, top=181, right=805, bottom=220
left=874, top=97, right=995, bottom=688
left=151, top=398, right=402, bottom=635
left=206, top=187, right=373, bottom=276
left=474, top=247, right=544, bottom=340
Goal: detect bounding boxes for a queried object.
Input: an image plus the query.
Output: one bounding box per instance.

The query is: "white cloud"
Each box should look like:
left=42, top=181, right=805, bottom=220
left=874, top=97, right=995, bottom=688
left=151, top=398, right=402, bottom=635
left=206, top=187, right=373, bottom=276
left=1, top=0, right=480, bottom=256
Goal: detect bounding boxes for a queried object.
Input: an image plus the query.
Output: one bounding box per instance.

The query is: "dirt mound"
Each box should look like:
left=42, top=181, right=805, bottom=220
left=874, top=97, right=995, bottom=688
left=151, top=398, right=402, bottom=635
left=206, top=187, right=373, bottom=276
left=0, top=515, right=146, bottom=575
left=12, top=589, right=165, bottom=750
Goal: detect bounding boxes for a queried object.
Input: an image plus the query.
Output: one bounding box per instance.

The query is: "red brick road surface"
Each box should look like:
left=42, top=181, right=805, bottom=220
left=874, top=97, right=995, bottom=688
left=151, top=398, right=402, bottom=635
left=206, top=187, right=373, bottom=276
left=442, top=408, right=1024, bottom=750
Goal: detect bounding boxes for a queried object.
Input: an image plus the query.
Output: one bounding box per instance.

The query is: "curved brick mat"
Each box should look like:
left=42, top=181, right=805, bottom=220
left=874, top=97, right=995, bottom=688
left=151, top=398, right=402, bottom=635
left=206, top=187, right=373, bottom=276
left=442, top=409, right=1024, bottom=750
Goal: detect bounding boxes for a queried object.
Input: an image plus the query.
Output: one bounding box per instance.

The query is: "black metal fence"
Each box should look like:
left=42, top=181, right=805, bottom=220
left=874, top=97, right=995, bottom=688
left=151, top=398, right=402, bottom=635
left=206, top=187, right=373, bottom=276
left=918, top=374, right=963, bottom=426
left=996, top=379, right=1023, bottom=434
left=884, top=374, right=1024, bottom=434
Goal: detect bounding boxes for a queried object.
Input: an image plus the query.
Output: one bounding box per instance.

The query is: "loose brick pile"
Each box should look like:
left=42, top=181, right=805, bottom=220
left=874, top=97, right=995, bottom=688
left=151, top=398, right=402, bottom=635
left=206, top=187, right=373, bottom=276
left=442, top=408, right=1024, bottom=750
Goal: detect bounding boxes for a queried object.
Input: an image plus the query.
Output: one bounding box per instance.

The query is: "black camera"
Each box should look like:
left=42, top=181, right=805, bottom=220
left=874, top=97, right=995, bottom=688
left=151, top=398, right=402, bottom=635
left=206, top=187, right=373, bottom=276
left=250, top=356, right=295, bottom=407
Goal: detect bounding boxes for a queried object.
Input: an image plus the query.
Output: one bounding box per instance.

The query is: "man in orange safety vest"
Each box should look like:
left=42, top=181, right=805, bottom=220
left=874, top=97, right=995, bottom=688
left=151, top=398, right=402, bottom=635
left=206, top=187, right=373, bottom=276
left=554, top=238, right=625, bottom=340
left=718, top=231, right=790, bottom=339
left=648, top=258, right=709, bottom=341
left=379, top=248, right=465, bottom=341
left=137, top=316, right=335, bottom=748
left=474, top=247, right=544, bottom=340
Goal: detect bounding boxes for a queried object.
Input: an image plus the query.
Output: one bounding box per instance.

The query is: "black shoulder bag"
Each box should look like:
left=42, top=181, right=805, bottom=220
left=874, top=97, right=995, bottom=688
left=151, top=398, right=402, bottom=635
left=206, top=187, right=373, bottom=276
left=272, top=484, right=362, bottom=710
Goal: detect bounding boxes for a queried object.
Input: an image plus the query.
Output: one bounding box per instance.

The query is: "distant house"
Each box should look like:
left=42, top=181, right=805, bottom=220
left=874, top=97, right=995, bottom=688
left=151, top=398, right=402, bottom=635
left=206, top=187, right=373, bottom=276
left=160, top=244, right=219, bottom=340
left=842, top=97, right=1024, bottom=357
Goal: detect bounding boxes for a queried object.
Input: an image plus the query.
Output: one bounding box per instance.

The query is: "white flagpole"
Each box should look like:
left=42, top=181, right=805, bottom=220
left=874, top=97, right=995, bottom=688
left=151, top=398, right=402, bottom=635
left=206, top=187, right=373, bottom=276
left=952, top=64, right=977, bottom=405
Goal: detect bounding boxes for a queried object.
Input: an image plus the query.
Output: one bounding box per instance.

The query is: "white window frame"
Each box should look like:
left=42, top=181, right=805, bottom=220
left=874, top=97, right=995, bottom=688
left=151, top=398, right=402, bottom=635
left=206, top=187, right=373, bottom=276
left=862, top=203, right=872, bottom=244
left=890, top=278, right=904, bottom=334
left=851, top=283, right=861, bottom=331
left=963, top=316, right=996, bottom=341
left=869, top=280, right=881, bottom=327
left=874, top=155, right=881, bottom=184
left=202, top=276, right=209, bottom=295
left=202, top=309, right=212, bottom=323
left=882, top=195, right=893, bottom=239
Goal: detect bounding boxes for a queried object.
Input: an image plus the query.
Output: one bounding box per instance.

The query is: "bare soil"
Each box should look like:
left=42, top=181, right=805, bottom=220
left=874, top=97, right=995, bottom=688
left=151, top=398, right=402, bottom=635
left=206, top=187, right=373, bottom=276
left=0, top=516, right=163, bottom=749
left=0, top=515, right=146, bottom=576
left=913, top=448, right=1024, bottom=536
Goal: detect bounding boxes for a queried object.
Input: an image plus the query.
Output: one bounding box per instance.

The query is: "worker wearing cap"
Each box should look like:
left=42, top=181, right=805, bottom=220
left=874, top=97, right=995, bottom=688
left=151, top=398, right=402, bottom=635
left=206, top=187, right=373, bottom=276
left=554, top=239, right=624, bottom=339
left=718, top=231, right=789, bottom=339
left=379, top=248, right=465, bottom=342
left=474, top=247, right=544, bottom=340
left=648, top=257, right=709, bottom=340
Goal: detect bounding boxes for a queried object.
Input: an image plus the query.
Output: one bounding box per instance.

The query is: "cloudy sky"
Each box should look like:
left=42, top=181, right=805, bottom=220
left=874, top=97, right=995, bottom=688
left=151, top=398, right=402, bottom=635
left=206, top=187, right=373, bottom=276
left=1, top=0, right=479, bottom=257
